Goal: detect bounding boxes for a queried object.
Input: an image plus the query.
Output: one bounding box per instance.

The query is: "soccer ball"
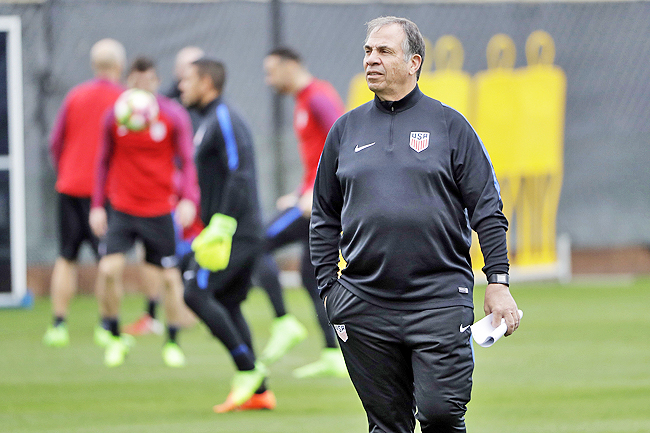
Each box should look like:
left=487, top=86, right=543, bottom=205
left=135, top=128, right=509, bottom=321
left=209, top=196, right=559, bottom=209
left=114, top=88, right=159, bottom=131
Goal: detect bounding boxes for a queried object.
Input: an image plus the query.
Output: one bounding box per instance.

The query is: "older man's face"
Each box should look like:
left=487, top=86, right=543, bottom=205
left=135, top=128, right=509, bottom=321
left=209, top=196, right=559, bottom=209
left=364, top=23, right=413, bottom=100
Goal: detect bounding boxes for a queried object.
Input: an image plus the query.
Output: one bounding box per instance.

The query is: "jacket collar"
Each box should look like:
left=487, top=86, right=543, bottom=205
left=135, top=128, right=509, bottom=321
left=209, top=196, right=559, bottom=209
left=374, top=85, right=423, bottom=113
left=200, top=95, right=223, bottom=117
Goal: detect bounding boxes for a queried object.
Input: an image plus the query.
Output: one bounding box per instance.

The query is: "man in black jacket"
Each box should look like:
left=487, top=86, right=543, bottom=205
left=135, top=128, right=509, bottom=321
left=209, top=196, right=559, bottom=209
left=310, top=16, right=520, bottom=433
left=179, top=58, right=274, bottom=413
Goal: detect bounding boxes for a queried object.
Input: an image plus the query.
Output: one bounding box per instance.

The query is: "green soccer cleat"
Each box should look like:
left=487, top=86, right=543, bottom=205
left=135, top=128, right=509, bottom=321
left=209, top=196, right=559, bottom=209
left=121, top=332, right=136, bottom=348
left=162, top=341, right=186, bottom=368
left=293, top=348, right=348, bottom=379
left=104, top=335, right=134, bottom=367
left=230, top=362, right=268, bottom=405
left=43, top=324, right=70, bottom=347
left=259, top=314, right=308, bottom=365
left=214, top=362, right=268, bottom=412
left=94, top=325, right=112, bottom=348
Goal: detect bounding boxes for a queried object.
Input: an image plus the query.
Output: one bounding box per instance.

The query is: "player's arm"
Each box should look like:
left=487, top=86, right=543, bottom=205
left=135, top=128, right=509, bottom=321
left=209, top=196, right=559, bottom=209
left=276, top=192, right=299, bottom=211
left=190, top=106, right=248, bottom=272
left=310, top=118, right=345, bottom=300
left=89, top=110, right=115, bottom=238
left=49, top=95, right=70, bottom=171
left=170, top=102, right=199, bottom=228
left=302, top=93, right=345, bottom=208
left=211, top=105, right=250, bottom=221
left=297, top=187, right=313, bottom=217
left=446, top=106, right=519, bottom=335
left=309, top=92, right=344, bottom=133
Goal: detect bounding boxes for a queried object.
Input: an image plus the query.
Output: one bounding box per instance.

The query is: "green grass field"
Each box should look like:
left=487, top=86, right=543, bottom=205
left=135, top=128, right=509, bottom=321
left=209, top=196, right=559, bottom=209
left=1, top=277, right=649, bottom=433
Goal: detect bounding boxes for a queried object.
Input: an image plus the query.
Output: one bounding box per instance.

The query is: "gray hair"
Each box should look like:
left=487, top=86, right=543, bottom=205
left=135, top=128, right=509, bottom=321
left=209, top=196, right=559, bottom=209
left=365, top=16, right=425, bottom=79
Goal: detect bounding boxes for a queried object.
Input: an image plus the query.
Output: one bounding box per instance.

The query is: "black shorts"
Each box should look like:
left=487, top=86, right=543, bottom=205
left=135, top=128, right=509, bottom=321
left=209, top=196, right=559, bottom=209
left=100, top=209, right=177, bottom=268
left=57, top=193, right=100, bottom=261
left=184, top=238, right=260, bottom=308
left=325, top=282, right=474, bottom=433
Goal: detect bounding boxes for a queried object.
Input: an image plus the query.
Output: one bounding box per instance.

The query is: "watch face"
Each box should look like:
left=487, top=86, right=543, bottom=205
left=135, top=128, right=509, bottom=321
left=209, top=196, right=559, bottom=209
left=489, top=274, right=509, bottom=285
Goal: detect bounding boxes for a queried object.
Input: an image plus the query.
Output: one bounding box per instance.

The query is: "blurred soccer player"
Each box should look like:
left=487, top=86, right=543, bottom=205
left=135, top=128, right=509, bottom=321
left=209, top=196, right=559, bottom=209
left=122, top=51, right=203, bottom=337
left=162, top=45, right=207, bottom=277
left=90, top=57, right=199, bottom=368
left=43, top=38, right=126, bottom=348
left=179, top=58, right=274, bottom=412
left=123, top=46, right=206, bottom=336
left=164, top=45, right=205, bottom=132
left=259, top=47, right=347, bottom=377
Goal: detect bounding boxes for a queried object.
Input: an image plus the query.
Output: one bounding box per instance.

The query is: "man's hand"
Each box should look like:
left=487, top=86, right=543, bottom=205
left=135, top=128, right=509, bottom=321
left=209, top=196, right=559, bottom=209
left=191, top=213, right=237, bottom=271
left=89, top=207, right=108, bottom=238
left=276, top=193, right=298, bottom=211
left=298, top=189, right=313, bottom=217
left=175, top=198, right=197, bottom=229
left=484, top=283, right=519, bottom=336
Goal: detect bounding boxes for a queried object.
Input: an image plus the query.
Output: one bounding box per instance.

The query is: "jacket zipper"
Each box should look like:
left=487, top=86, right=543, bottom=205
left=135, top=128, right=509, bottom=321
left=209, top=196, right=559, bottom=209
left=388, top=107, right=395, bottom=151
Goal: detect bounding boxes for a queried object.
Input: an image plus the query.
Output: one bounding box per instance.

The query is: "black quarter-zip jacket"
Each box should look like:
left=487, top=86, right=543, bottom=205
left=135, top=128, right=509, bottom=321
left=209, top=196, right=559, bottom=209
left=310, top=85, right=509, bottom=310
left=194, top=96, right=263, bottom=242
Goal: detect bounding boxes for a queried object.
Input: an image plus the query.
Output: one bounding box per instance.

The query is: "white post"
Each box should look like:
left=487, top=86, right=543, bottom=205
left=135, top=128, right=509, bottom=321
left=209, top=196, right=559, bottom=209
left=0, top=16, right=26, bottom=308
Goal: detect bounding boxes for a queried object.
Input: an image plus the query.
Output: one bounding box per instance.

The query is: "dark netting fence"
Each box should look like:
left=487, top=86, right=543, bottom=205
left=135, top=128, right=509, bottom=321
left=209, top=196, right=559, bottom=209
left=0, top=0, right=649, bottom=262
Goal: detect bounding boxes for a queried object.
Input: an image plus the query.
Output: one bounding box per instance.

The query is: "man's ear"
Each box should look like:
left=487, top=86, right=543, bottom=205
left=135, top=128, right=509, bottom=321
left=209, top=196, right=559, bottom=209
left=410, top=54, right=422, bottom=76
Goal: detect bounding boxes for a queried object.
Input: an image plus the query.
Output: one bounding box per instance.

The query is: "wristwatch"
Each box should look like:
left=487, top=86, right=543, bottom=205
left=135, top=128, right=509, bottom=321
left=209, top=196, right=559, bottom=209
left=487, top=273, right=510, bottom=286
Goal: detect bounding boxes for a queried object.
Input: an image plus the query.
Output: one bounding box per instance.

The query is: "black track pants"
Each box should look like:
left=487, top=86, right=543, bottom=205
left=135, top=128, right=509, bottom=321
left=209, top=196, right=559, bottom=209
left=325, top=282, right=474, bottom=433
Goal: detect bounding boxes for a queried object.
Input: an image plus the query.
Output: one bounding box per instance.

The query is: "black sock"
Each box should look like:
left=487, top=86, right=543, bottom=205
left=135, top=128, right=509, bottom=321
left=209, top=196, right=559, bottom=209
left=230, top=344, right=256, bottom=371
left=106, top=318, right=120, bottom=337
left=255, top=381, right=267, bottom=394
left=147, top=299, right=158, bottom=319
left=167, top=326, right=179, bottom=344
left=54, top=316, right=65, bottom=327
left=100, top=317, right=111, bottom=330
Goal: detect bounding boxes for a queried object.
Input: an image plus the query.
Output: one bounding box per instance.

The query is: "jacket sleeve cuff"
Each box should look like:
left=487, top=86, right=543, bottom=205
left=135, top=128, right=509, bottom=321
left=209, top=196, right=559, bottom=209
left=318, top=277, right=338, bottom=300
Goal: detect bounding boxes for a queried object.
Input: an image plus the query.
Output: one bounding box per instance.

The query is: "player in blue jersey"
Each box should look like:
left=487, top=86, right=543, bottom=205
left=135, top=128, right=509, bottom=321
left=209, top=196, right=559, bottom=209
left=179, top=58, right=274, bottom=413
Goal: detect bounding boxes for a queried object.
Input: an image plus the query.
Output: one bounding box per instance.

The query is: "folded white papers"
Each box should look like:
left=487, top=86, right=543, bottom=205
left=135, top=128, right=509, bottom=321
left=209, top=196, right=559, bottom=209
left=471, top=310, right=523, bottom=348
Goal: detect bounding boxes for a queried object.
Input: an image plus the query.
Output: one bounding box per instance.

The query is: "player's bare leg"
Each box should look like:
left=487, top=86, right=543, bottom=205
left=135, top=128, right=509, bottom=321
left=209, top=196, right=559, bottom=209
left=124, top=262, right=164, bottom=335
left=93, top=261, right=113, bottom=347
left=98, top=253, right=125, bottom=317
left=97, top=253, right=133, bottom=366
left=50, top=257, right=77, bottom=317
left=43, top=258, right=77, bottom=347
left=160, top=267, right=186, bottom=367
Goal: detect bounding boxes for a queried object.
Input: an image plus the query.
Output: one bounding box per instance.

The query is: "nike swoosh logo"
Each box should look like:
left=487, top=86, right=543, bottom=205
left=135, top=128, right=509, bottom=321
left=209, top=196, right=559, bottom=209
left=354, top=142, right=376, bottom=152
left=460, top=324, right=470, bottom=333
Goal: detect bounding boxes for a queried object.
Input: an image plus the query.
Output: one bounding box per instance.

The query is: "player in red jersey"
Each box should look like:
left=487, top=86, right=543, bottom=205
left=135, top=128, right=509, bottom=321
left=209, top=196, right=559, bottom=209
left=129, top=58, right=201, bottom=338
left=124, top=47, right=205, bottom=337
left=43, top=39, right=126, bottom=348
left=180, top=58, right=273, bottom=412
left=258, top=47, right=347, bottom=377
left=90, top=57, right=199, bottom=367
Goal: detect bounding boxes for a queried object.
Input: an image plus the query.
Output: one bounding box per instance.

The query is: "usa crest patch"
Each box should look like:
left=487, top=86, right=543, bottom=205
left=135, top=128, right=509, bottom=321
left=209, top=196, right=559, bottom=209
left=333, top=324, right=348, bottom=342
left=409, top=132, right=429, bottom=152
